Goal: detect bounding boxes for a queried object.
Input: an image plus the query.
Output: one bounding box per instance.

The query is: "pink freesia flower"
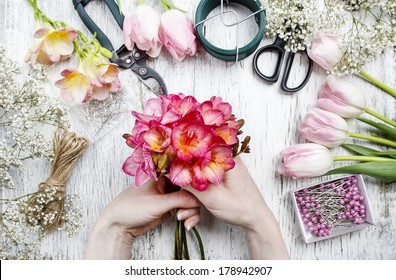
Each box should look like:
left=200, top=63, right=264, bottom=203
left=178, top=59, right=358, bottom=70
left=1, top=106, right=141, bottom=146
left=143, top=125, right=172, bottom=152
left=122, top=144, right=157, bottom=186
left=199, top=96, right=233, bottom=125
left=55, top=60, right=121, bottom=102
left=299, top=108, right=350, bottom=148
left=214, top=125, right=238, bottom=145
left=159, top=10, right=197, bottom=62
left=192, top=145, right=235, bottom=190
left=123, top=93, right=247, bottom=191
left=123, top=5, right=162, bottom=57
left=172, top=121, right=214, bottom=161
left=278, top=143, right=334, bottom=179
left=170, top=145, right=235, bottom=191
left=54, top=69, right=91, bottom=103
left=85, top=61, right=121, bottom=101
left=318, top=75, right=366, bottom=118
left=307, top=31, right=343, bottom=70
left=25, top=26, right=78, bottom=65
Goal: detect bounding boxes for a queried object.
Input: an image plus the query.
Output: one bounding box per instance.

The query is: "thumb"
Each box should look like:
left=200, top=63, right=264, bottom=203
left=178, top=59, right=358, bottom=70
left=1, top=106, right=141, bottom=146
left=155, top=190, right=201, bottom=215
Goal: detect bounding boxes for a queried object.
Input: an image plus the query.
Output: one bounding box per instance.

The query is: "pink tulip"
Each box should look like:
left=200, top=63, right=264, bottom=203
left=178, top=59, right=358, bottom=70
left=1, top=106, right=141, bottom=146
left=299, top=108, right=350, bottom=148
left=318, top=75, right=366, bottom=118
left=123, top=5, right=162, bottom=57
left=307, top=31, right=343, bottom=70
left=25, top=27, right=78, bottom=65
left=159, top=10, right=197, bottom=62
left=278, top=143, right=333, bottom=179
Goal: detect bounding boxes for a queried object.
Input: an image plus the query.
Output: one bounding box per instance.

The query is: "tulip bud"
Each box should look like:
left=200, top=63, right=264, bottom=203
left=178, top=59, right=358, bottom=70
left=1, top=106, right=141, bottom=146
left=318, top=75, right=367, bottom=118
left=299, top=108, right=350, bottom=148
left=123, top=5, right=162, bottom=57
left=307, top=31, right=343, bottom=70
left=278, top=143, right=333, bottom=179
left=159, top=10, right=197, bottom=62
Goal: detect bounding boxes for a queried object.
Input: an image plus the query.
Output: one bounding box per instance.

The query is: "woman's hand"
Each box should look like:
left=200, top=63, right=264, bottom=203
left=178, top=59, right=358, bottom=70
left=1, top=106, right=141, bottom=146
left=85, top=177, right=201, bottom=259
left=182, top=156, right=289, bottom=259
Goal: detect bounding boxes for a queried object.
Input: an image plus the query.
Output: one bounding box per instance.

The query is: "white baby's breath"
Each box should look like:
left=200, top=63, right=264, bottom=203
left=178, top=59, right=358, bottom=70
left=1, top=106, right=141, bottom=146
left=0, top=46, right=82, bottom=259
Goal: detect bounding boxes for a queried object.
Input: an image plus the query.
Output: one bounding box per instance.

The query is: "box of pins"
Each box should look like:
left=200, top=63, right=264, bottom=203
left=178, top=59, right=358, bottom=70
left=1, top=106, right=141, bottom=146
left=291, top=175, right=374, bottom=243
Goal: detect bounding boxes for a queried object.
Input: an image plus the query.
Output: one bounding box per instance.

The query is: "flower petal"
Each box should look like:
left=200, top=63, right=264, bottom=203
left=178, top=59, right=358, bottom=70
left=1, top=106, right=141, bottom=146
left=170, top=160, right=192, bottom=187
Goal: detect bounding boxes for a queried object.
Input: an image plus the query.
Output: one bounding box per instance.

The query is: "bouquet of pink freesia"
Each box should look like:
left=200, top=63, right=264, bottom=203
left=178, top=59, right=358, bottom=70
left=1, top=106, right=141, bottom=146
left=122, top=93, right=250, bottom=259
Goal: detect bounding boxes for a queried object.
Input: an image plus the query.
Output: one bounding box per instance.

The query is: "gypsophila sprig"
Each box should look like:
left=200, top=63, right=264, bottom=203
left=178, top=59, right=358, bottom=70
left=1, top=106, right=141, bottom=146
left=265, top=0, right=346, bottom=52
left=0, top=47, right=83, bottom=259
left=0, top=46, right=70, bottom=190
left=331, top=0, right=396, bottom=74
left=0, top=188, right=82, bottom=259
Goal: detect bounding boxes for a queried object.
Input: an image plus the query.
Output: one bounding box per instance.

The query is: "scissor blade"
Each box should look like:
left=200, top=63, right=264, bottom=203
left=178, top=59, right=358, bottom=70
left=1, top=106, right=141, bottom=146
left=137, top=76, right=167, bottom=96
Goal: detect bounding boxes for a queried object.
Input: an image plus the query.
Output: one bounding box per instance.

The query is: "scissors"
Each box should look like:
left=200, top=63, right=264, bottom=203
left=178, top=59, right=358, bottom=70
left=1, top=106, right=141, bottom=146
left=72, top=0, right=167, bottom=95
left=252, top=36, right=313, bottom=93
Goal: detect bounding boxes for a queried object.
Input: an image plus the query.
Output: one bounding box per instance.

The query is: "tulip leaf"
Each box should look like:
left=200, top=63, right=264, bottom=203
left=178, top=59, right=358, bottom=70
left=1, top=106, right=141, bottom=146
left=326, top=162, right=396, bottom=183
left=357, top=117, right=396, bottom=139
left=370, top=152, right=396, bottom=159
left=342, top=144, right=379, bottom=156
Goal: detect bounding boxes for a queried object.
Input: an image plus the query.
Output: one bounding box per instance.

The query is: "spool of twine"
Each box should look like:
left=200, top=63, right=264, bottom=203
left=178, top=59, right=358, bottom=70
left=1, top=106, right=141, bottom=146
left=25, top=129, right=89, bottom=232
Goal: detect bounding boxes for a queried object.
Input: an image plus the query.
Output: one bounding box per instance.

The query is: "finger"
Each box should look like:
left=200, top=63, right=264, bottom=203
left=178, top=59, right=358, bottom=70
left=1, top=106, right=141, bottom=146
left=184, top=214, right=200, bottom=231
left=176, top=207, right=200, bottom=221
left=155, top=190, right=201, bottom=216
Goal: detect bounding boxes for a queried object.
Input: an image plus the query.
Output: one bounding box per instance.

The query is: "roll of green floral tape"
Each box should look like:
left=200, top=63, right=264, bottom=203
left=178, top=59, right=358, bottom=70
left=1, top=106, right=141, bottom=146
left=195, top=0, right=266, bottom=61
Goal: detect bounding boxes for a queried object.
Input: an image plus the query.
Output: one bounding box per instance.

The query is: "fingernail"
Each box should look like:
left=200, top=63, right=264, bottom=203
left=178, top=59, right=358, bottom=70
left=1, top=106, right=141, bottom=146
left=185, top=223, right=192, bottom=231
left=177, top=212, right=183, bottom=220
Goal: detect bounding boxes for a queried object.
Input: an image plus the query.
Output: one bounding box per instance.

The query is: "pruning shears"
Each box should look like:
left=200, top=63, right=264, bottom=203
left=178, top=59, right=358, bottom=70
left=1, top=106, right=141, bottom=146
left=72, top=0, right=168, bottom=95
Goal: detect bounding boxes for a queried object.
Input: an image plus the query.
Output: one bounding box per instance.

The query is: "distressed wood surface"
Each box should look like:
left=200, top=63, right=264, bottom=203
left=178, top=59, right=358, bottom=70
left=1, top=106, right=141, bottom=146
left=2, top=0, right=396, bottom=260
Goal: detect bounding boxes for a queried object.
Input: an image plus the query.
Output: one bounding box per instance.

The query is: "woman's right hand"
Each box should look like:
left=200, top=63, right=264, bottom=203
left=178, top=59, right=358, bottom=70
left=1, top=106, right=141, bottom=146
left=180, top=156, right=289, bottom=260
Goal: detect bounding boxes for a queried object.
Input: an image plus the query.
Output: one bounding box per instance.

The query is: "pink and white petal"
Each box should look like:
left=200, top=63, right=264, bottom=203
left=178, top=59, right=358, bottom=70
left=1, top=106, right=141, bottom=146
left=122, top=156, right=139, bottom=176
left=132, top=111, right=160, bottom=123
left=202, top=162, right=225, bottom=185
left=161, top=110, right=180, bottom=124
left=202, top=109, right=225, bottom=125
left=90, top=85, right=110, bottom=101
left=179, top=95, right=198, bottom=116
left=134, top=167, right=152, bottom=186
left=33, top=27, right=50, bottom=38
left=170, top=161, right=192, bottom=187
left=109, top=78, right=121, bottom=93
left=44, top=29, right=75, bottom=56
left=59, top=89, right=73, bottom=102
left=143, top=98, right=164, bottom=117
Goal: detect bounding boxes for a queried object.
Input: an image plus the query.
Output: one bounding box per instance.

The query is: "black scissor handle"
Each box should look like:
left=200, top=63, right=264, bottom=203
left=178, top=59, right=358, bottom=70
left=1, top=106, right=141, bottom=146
left=280, top=49, right=313, bottom=93
left=73, top=0, right=114, bottom=51
left=253, top=44, right=285, bottom=83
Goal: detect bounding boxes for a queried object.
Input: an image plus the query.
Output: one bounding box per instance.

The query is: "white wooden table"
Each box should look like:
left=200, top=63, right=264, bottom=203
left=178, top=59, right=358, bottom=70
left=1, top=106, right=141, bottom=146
left=2, top=0, right=395, bottom=260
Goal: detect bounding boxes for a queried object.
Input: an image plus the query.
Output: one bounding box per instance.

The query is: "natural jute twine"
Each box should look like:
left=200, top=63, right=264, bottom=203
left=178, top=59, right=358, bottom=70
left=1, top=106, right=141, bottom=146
left=26, top=129, right=89, bottom=232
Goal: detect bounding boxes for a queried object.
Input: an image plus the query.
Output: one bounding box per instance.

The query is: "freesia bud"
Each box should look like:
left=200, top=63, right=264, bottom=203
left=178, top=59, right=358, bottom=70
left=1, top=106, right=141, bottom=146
left=278, top=143, right=333, bottom=179
left=159, top=10, right=197, bottom=62
left=318, top=75, right=367, bottom=118
left=123, top=5, right=162, bottom=57
left=307, top=31, right=343, bottom=70
left=299, top=108, right=350, bottom=148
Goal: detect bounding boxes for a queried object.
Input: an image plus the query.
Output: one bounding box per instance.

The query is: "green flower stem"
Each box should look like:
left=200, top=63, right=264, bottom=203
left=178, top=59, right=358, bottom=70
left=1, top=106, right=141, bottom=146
left=358, top=71, right=396, bottom=98
left=175, top=219, right=182, bottom=260
left=192, top=227, right=205, bottom=260
left=365, top=108, right=396, bottom=128
left=333, top=155, right=396, bottom=162
left=349, top=132, right=396, bottom=148
left=181, top=222, right=190, bottom=260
